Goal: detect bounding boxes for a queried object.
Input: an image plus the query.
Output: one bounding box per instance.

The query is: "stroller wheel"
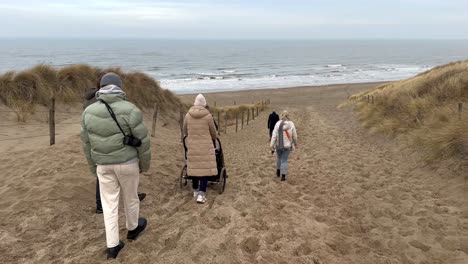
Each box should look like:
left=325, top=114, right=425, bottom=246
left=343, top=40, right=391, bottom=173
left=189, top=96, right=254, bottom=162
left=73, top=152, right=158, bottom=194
left=218, top=168, right=227, bottom=194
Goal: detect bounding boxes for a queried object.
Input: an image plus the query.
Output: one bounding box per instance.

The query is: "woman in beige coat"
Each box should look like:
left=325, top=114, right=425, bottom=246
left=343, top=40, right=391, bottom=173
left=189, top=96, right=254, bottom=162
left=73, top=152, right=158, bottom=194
left=183, top=94, right=218, bottom=204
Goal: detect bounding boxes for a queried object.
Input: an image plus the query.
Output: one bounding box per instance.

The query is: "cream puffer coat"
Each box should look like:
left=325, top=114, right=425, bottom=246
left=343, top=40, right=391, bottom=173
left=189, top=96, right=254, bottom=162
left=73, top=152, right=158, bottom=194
left=183, top=106, right=218, bottom=177
left=270, top=120, right=298, bottom=150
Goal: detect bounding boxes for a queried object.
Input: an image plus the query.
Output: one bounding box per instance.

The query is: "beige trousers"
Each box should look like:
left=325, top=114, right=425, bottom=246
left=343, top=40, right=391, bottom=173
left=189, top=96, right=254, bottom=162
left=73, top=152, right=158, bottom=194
left=97, top=161, right=140, bottom=248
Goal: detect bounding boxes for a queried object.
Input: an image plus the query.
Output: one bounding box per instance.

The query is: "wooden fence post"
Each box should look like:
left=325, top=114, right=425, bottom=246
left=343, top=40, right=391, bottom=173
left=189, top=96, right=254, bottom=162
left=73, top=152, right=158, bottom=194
left=252, top=108, right=255, bottom=120
left=217, top=111, right=221, bottom=135
left=459, top=102, right=463, bottom=120
left=235, top=113, right=238, bottom=132
left=224, top=112, right=228, bottom=134
left=151, top=103, right=158, bottom=137
left=49, top=97, right=55, bottom=146
left=371, top=96, right=374, bottom=104
left=179, top=108, right=184, bottom=143
left=256, top=107, right=259, bottom=117
left=367, top=95, right=370, bottom=103
left=241, top=111, right=244, bottom=129
left=247, top=109, right=250, bottom=125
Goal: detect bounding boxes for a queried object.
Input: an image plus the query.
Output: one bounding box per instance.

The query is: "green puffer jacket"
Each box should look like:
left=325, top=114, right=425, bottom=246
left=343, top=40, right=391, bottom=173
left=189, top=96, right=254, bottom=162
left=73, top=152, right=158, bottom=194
left=80, top=92, right=151, bottom=176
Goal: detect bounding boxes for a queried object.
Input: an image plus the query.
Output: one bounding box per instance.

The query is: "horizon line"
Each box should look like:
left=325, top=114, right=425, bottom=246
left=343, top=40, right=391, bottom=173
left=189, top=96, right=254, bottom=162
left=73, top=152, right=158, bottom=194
left=1, top=37, right=468, bottom=41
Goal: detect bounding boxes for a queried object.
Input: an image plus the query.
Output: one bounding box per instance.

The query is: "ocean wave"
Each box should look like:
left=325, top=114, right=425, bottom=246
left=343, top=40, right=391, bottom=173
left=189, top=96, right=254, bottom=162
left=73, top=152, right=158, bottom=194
left=148, top=66, right=164, bottom=71
left=183, top=72, right=252, bottom=80
left=326, top=64, right=343, bottom=68
left=375, top=64, right=430, bottom=73
left=156, top=65, right=433, bottom=94
left=197, top=76, right=225, bottom=80
left=195, top=72, right=225, bottom=76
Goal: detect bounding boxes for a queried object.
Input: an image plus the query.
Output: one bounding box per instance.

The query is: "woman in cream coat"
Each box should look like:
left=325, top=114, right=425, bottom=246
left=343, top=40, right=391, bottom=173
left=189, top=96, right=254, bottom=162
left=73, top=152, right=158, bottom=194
left=183, top=94, right=218, bottom=204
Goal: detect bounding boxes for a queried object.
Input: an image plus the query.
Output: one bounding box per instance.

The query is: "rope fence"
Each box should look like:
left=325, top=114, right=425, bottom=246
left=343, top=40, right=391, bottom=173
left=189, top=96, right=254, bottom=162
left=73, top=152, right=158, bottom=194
left=0, top=98, right=162, bottom=145
left=1, top=98, right=274, bottom=145
left=0, top=97, right=82, bottom=143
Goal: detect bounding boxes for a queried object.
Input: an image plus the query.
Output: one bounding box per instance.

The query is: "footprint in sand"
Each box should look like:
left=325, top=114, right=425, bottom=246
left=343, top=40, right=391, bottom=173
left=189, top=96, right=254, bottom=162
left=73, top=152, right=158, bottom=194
left=207, top=214, right=231, bottom=230
left=241, top=236, right=260, bottom=255
left=294, top=242, right=313, bottom=256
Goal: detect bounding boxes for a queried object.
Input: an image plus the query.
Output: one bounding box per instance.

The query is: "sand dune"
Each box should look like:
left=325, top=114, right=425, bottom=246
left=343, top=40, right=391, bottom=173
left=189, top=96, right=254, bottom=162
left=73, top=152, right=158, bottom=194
left=0, top=83, right=466, bottom=264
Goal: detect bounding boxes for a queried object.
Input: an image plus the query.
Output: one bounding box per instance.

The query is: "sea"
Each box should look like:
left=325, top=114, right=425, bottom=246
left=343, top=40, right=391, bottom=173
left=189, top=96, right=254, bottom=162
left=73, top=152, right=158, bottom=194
left=0, top=39, right=467, bottom=94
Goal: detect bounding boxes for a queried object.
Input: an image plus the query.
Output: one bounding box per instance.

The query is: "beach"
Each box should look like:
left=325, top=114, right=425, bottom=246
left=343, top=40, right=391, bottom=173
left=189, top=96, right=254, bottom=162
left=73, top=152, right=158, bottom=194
left=0, top=82, right=467, bottom=264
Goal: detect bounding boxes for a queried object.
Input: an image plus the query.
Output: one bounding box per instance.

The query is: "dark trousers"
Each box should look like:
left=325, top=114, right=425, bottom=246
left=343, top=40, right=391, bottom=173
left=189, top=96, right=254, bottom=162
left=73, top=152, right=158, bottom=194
left=192, top=177, right=208, bottom=192
left=269, top=128, right=274, bottom=139
left=96, top=177, right=102, bottom=209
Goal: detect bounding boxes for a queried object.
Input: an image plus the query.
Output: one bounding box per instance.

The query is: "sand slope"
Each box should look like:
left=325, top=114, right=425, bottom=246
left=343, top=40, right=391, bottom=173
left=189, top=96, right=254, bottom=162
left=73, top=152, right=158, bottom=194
left=0, top=84, right=466, bottom=264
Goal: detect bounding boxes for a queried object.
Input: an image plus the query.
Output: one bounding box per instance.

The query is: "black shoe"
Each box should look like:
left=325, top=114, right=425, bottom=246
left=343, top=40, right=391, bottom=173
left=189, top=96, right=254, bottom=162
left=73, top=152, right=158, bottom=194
left=96, top=207, right=103, bottom=214
left=138, top=192, right=146, bottom=202
left=281, top=175, right=286, bottom=181
left=127, top=217, right=147, bottom=241
left=276, top=169, right=280, bottom=177
left=107, top=240, right=125, bottom=259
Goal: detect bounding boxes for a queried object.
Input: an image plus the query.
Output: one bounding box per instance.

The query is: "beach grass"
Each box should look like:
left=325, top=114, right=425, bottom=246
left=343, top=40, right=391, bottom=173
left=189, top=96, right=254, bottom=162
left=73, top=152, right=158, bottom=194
left=348, top=60, right=468, bottom=163
left=0, top=64, right=182, bottom=121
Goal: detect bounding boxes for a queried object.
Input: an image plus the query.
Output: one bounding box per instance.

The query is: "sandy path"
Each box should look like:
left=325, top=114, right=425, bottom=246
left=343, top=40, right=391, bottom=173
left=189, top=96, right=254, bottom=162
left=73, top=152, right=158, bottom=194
left=1, top=84, right=466, bottom=263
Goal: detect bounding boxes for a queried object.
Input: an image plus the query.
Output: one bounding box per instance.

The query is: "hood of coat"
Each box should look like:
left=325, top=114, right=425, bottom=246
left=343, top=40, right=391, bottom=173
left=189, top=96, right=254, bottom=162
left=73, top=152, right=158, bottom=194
left=188, top=106, right=211, bottom=119
left=96, top=85, right=127, bottom=103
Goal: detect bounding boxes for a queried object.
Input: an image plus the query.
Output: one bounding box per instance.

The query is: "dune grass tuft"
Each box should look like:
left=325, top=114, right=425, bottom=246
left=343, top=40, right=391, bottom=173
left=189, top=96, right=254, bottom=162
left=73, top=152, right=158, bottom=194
left=349, top=60, right=468, bottom=163
left=0, top=64, right=182, bottom=120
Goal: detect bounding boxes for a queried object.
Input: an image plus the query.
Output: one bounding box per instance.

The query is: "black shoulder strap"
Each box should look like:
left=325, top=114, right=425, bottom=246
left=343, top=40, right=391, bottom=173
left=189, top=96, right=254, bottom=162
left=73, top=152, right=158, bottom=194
left=98, top=99, right=127, bottom=137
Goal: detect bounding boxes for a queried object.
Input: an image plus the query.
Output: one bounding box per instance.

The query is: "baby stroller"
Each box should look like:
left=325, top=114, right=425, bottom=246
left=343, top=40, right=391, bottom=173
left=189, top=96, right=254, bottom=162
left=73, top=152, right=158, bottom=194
left=180, top=136, right=227, bottom=194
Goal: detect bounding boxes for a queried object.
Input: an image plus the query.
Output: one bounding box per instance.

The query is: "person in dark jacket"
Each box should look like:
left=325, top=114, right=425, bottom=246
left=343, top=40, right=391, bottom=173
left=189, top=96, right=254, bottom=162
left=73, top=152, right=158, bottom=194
left=83, top=88, right=99, bottom=110
left=267, top=111, right=280, bottom=140
left=83, top=87, right=104, bottom=213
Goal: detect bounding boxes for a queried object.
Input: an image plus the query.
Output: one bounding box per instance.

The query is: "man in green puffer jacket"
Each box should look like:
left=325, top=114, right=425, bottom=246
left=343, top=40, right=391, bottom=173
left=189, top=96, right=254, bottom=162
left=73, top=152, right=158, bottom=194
left=80, top=72, right=150, bottom=259
left=82, top=85, right=147, bottom=215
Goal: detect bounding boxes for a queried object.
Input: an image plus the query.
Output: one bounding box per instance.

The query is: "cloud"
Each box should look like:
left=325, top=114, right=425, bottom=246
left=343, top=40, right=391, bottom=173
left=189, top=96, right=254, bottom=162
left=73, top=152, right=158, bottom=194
left=0, top=0, right=467, bottom=38
left=0, top=1, right=191, bottom=21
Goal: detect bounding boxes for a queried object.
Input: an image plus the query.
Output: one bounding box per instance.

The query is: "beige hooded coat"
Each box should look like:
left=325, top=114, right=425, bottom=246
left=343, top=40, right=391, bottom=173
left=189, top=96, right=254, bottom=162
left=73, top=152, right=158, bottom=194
left=183, top=106, right=218, bottom=177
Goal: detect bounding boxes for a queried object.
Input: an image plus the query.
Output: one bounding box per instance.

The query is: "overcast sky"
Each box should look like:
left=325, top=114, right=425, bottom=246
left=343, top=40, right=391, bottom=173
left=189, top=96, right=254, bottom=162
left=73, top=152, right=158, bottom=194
left=0, top=0, right=467, bottom=39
